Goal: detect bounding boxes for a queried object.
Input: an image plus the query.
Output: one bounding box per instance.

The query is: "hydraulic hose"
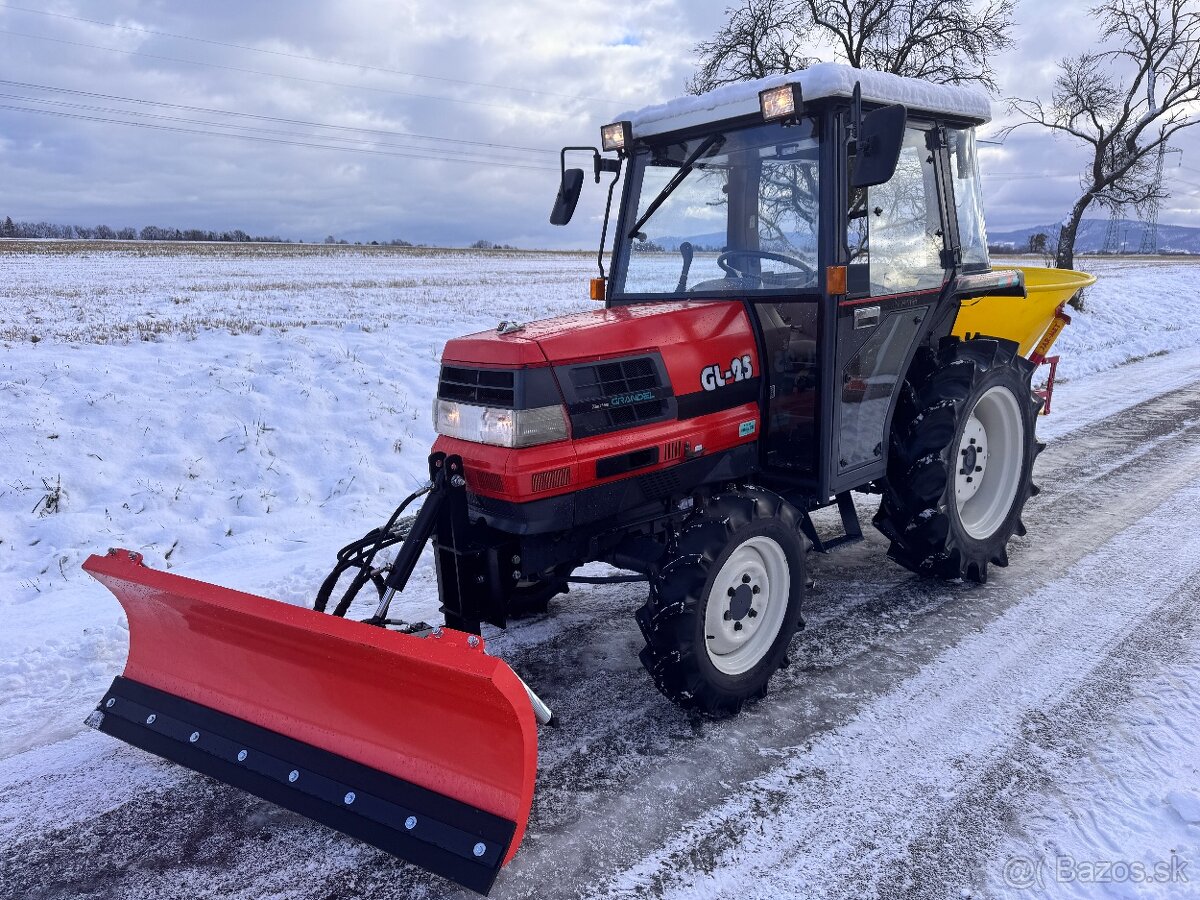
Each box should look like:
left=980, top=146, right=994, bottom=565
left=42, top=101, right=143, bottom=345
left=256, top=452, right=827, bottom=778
left=312, top=484, right=431, bottom=616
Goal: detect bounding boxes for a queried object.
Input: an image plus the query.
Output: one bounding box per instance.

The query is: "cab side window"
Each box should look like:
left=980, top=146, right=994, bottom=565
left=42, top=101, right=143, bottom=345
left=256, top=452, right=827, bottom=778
left=846, top=125, right=946, bottom=296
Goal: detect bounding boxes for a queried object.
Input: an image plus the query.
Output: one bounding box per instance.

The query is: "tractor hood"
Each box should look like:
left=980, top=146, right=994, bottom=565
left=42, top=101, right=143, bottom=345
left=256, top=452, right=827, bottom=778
left=442, top=301, right=746, bottom=369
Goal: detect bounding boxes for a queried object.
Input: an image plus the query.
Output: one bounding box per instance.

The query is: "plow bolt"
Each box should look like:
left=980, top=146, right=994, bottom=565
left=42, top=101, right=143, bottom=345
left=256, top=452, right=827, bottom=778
left=343, top=792, right=356, bottom=805
left=511, top=555, right=521, bottom=566
left=288, top=770, right=299, bottom=783
left=189, top=731, right=200, bottom=743
left=105, top=698, right=115, bottom=708
left=473, top=843, right=487, bottom=858
left=405, top=816, right=417, bottom=830
left=145, top=714, right=156, bottom=725
left=237, top=750, right=248, bottom=762
left=467, top=635, right=480, bottom=648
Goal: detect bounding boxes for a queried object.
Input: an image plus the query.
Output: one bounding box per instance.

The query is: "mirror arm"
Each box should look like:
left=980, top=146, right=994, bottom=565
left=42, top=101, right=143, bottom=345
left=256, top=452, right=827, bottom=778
left=596, top=164, right=622, bottom=280
left=560, top=146, right=600, bottom=182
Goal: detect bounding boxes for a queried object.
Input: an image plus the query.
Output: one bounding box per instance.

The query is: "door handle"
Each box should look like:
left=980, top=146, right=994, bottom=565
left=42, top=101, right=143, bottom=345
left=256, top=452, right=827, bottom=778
left=854, top=306, right=881, bottom=330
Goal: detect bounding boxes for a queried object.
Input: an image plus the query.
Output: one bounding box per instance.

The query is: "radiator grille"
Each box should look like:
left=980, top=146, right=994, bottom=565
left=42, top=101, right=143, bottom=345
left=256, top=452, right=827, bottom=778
left=466, top=468, right=504, bottom=493
left=438, top=366, right=516, bottom=408
left=565, top=355, right=669, bottom=435
left=530, top=466, right=571, bottom=493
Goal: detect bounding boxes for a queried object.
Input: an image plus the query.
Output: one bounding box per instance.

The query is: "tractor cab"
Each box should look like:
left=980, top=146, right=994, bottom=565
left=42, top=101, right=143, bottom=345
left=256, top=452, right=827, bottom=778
left=555, top=64, right=997, bottom=500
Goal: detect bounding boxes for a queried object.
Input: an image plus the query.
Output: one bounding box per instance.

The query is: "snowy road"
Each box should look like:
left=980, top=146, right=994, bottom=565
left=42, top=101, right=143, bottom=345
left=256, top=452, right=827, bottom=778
left=3, top=343, right=1199, bottom=899
left=2, top=248, right=1199, bottom=898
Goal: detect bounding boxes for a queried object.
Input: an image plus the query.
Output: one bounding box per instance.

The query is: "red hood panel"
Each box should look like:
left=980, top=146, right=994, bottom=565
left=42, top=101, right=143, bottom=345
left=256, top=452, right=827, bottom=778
left=442, top=301, right=750, bottom=373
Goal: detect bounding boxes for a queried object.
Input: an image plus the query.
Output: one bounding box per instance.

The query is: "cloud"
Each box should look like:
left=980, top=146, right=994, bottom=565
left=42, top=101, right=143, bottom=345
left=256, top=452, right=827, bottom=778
left=0, top=0, right=1194, bottom=245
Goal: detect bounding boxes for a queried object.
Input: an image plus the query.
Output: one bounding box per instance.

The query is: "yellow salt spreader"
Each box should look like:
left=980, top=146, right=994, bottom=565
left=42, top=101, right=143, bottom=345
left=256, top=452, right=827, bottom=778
left=953, top=265, right=1096, bottom=413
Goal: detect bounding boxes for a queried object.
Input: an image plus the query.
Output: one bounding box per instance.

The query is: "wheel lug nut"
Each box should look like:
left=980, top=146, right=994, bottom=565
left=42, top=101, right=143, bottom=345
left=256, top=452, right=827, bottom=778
left=733, top=621, right=743, bottom=631
left=727, top=587, right=736, bottom=597
left=742, top=574, right=751, bottom=583
left=975, top=466, right=982, bottom=473
left=723, top=610, right=731, bottom=620
left=752, top=585, right=760, bottom=594
left=969, top=438, right=976, bottom=445
left=966, top=476, right=973, bottom=483
left=748, top=608, right=758, bottom=618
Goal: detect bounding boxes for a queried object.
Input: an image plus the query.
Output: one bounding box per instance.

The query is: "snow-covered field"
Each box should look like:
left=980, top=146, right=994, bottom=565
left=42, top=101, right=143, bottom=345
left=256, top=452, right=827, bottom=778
left=1, top=244, right=1198, bottom=899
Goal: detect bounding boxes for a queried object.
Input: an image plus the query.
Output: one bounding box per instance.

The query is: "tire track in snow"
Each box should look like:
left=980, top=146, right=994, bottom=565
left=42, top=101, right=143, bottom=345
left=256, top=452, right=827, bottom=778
left=590, top=477, right=1200, bottom=900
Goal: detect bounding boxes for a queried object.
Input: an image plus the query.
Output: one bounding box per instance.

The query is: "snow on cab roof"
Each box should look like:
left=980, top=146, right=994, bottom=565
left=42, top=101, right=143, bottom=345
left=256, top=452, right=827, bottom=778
left=621, top=62, right=992, bottom=138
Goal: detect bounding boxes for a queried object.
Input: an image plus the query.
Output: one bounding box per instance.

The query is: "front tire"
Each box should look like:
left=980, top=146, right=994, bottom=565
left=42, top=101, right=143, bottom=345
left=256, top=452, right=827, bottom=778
left=874, top=336, right=1041, bottom=583
left=636, top=489, right=806, bottom=717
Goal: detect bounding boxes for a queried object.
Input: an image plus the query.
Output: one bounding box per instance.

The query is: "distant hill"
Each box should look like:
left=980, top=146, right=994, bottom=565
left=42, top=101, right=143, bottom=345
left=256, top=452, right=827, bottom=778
left=989, top=218, right=1200, bottom=255
left=650, top=219, right=1200, bottom=256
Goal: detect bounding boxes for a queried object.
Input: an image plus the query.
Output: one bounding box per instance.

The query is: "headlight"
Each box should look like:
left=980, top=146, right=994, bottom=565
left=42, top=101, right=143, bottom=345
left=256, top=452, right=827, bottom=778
left=435, top=399, right=569, bottom=448
left=759, top=83, right=803, bottom=122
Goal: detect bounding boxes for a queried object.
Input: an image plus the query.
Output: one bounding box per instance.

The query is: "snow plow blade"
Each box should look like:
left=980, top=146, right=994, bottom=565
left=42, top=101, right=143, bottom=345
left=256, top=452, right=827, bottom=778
left=83, top=549, right=538, bottom=896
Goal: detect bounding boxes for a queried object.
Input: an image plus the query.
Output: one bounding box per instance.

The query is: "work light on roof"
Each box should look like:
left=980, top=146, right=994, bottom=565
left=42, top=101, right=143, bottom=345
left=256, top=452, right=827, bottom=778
left=601, top=121, right=633, bottom=152
left=759, top=83, right=803, bottom=122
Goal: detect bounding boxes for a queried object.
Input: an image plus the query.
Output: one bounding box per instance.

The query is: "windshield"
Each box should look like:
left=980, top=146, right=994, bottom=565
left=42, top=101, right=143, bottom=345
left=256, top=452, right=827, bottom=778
left=613, top=118, right=821, bottom=297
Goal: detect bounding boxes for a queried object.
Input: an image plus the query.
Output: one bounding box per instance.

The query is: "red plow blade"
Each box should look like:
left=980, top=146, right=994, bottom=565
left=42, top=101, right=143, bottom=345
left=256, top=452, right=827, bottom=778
left=83, top=549, right=538, bottom=895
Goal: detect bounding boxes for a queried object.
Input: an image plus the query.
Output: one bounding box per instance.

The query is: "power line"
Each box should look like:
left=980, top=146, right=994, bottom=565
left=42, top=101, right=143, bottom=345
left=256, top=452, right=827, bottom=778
left=0, top=103, right=559, bottom=171
left=0, top=80, right=558, bottom=156
left=0, top=2, right=615, bottom=106
left=0, top=29, right=549, bottom=114
left=0, top=93, right=548, bottom=163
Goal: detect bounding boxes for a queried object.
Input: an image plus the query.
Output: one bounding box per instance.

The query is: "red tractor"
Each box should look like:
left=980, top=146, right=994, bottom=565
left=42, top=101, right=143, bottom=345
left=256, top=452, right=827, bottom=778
left=85, top=64, right=1049, bottom=894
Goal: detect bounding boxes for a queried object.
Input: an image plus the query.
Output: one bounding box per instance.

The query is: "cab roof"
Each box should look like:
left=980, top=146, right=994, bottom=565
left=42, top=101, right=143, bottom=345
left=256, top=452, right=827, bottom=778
left=619, top=62, right=993, bottom=140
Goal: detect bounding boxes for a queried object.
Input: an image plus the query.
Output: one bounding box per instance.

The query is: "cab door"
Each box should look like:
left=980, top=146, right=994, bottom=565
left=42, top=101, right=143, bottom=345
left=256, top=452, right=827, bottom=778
left=829, top=122, right=949, bottom=494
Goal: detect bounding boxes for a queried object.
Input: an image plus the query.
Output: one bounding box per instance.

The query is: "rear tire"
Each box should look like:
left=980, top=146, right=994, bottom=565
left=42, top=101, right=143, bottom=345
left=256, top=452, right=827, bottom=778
left=874, top=336, right=1042, bottom=583
left=636, top=489, right=805, bottom=717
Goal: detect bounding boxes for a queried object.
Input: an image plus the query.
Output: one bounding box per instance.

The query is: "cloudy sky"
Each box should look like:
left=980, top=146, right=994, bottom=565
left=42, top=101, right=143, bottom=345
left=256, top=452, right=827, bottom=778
left=1, top=0, right=1197, bottom=246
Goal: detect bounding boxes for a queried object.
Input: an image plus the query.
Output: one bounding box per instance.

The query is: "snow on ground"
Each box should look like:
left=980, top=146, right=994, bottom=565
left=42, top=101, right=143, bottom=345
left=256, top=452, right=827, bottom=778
left=0, top=243, right=593, bottom=756
left=1041, top=256, right=1200, bottom=385
left=1, top=245, right=1199, bottom=897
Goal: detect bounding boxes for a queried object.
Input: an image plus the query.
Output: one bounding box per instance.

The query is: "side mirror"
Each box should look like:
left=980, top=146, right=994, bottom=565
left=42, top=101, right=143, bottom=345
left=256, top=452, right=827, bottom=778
left=550, top=168, right=584, bottom=226
left=850, top=104, right=907, bottom=189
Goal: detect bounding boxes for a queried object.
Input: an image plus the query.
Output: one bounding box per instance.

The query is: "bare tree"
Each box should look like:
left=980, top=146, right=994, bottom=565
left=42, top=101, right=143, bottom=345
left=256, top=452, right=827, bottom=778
left=691, top=0, right=1014, bottom=93
left=1004, top=0, right=1200, bottom=270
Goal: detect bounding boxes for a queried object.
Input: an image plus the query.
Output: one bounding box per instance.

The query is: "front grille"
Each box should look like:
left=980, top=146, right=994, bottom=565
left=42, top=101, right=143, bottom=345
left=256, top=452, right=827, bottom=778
left=531, top=466, right=571, bottom=493
left=570, top=357, right=658, bottom=399
left=466, top=468, right=504, bottom=493
left=562, top=355, right=671, bottom=437
left=438, top=366, right=516, bottom=408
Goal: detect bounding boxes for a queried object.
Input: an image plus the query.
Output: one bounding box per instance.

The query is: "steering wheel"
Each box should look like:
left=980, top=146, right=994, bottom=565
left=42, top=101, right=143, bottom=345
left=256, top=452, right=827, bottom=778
left=716, top=249, right=815, bottom=283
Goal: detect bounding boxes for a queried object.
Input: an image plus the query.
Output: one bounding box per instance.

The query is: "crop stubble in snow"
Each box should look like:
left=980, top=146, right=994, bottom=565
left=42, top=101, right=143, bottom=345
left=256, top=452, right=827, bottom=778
left=2, top=246, right=1200, bottom=899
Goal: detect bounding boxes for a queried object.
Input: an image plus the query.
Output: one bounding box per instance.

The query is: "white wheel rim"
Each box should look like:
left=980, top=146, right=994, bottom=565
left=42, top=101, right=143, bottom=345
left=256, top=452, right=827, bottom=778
left=954, top=385, right=1024, bottom=540
left=704, top=535, right=791, bottom=676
